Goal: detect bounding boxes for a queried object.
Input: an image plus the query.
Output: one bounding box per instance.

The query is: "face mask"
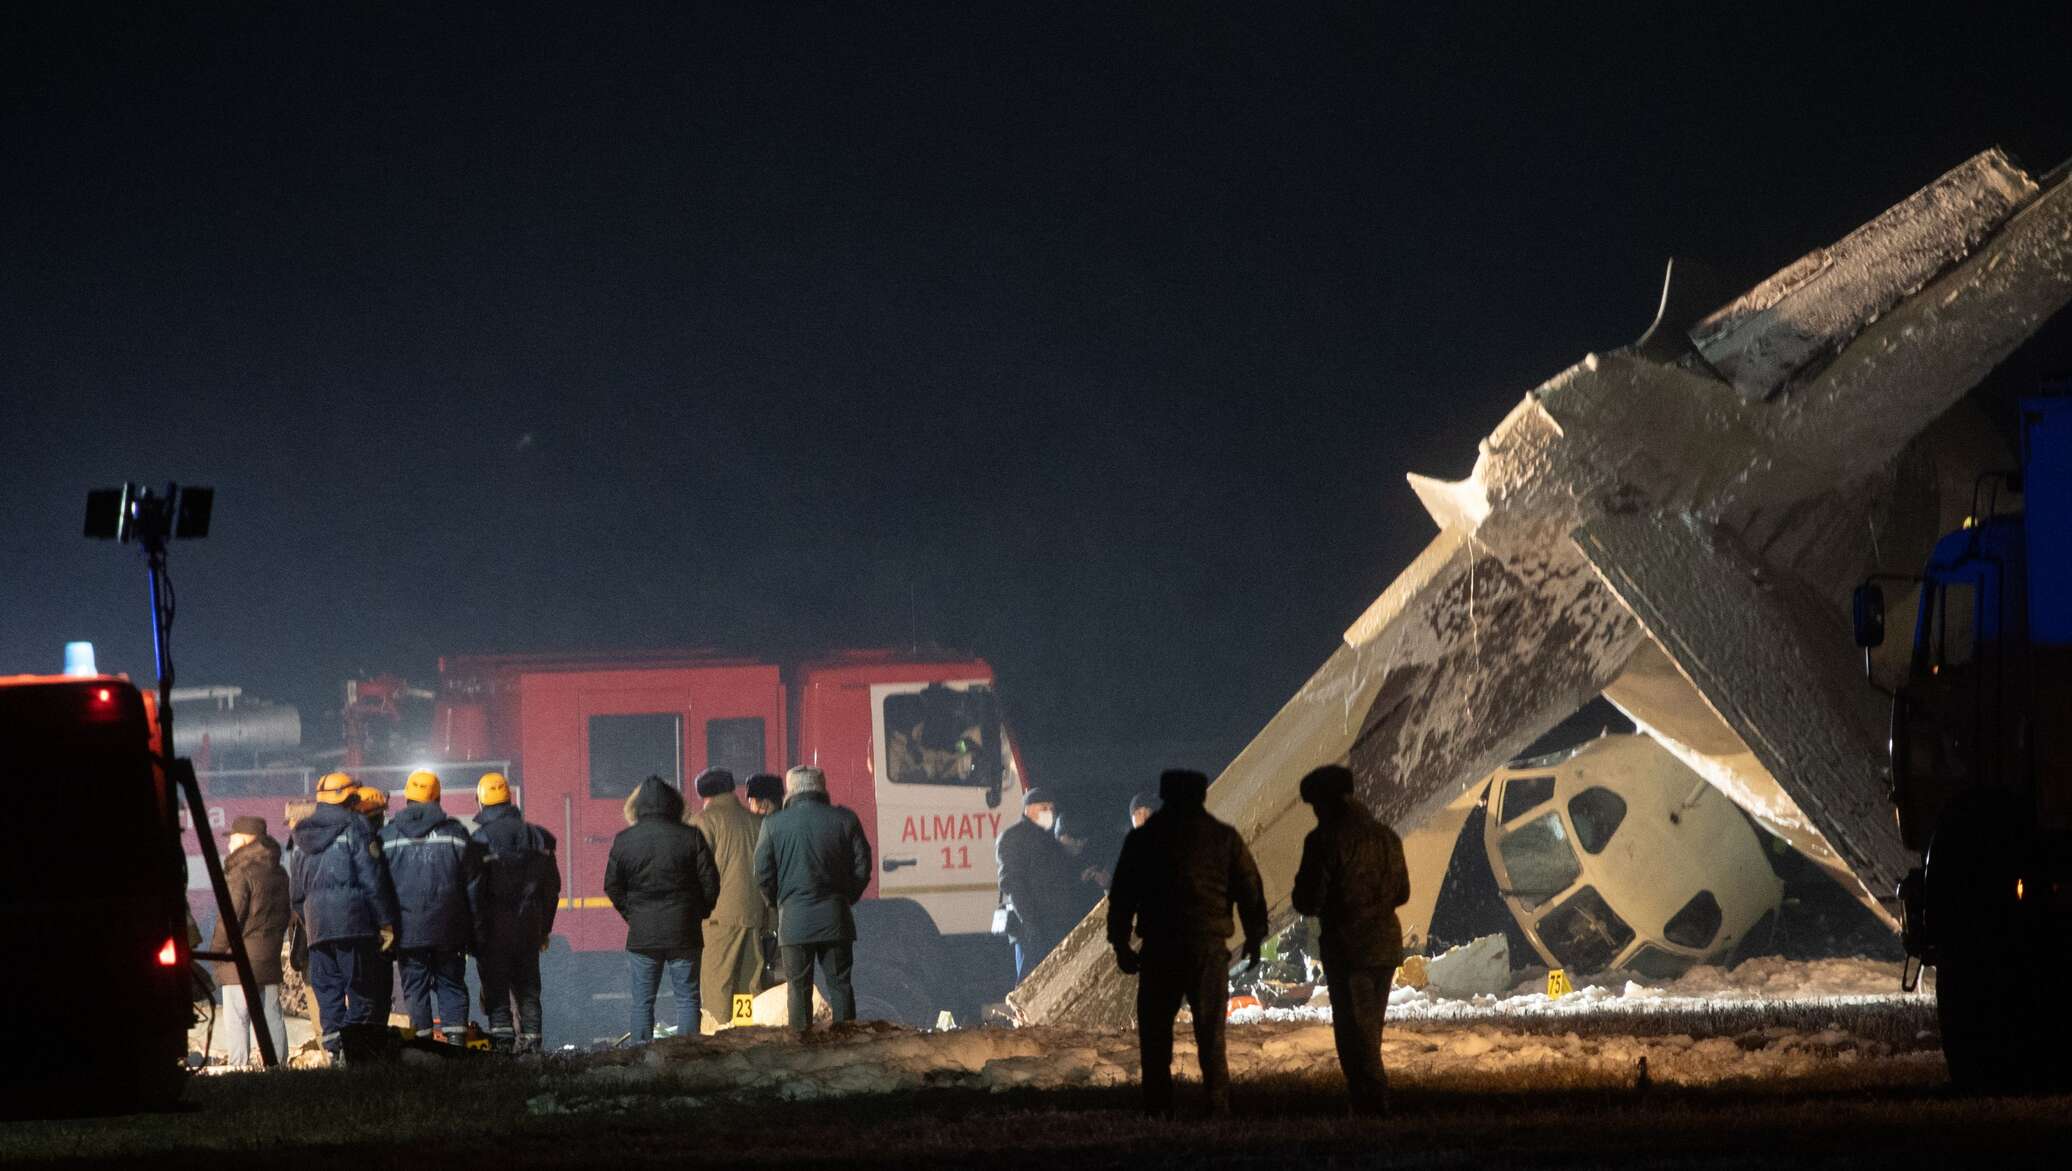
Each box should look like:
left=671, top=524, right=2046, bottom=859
left=1031, top=809, right=1056, bottom=831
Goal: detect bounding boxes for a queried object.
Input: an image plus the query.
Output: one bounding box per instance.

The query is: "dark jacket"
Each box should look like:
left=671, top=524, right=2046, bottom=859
left=289, top=800, right=399, bottom=947
left=1106, top=802, right=1267, bottom=959
left=1291, top=798, right=1411, bottom=969
left=209, top=835, right=290, bottom=987
left=995, top=816, right=1083, bottom=949
left=379, top=801, right=478, bottom=952
left=692, top=792, right=770, bottom=932
left=604, top=778, right=721, bottom=951
left=753, top=791, right=872, bottom=945
left=468, top=803, right=562, bottom=949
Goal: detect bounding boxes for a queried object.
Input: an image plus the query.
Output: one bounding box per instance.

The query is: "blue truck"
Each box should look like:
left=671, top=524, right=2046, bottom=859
left=1855, top=388, right=2072, bottom=1089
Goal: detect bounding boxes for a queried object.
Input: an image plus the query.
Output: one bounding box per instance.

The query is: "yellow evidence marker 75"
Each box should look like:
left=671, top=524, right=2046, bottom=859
left=1546, top=969, right=1574, bottom=998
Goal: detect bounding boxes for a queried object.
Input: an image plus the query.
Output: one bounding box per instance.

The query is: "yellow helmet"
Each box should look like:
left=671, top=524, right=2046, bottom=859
left=404, top=769, right=441, bottom=802
left=316, top=772, right=357, bottom=804
left=352, top=786, right=389, bottom=815
left=476, top=772, right=512, bottom=807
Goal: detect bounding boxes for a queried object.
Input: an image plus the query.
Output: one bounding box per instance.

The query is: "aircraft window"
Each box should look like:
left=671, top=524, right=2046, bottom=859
left=588, top=713, right=682, bottom=800
left=705, top=717, right=765, bottom=782
left=1535, top=886, right=1635, bottom=973
left=1662, top=889, right=1723, bottom=950
left=1497, top=812, right=1581, bottom=907
left=1501, top=774, right=1556, bottom=823
left=883, top=684, right=1001, bottom=791
left=1623, top=944, right=1693, bottom=980
left=1567, top=787, right=1627, bottom=855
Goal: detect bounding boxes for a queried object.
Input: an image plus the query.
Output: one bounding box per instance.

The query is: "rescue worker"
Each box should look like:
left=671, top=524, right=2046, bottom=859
left=1107, top=768, right=1267, bottom=1117
left=352, top=784, right=396, bottom=1022
left=468, top=771, right=560, bottom=1053
left=995, top=788, right=1082, bottom=982
left=1291, top=764, right=1410, bottom=1116
left=379, top=769, right=477, bottom=1044
left=753, top=766, right=872, bottom=1034
left=604, top=776, right=721, bottom=1042
left=689, top=767, right=769, bottom=1028
left=209, top=815, right=289, bottom=1069
left=289, top=771, right=399, bottom=1065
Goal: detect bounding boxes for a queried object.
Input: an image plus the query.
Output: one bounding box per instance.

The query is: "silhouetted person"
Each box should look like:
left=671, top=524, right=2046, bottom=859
left=1291, top=764, right=1409, bottom=1116
left=996, top=788, right=1081, bottom=982
left=1107, top=769, right=1266, bottom=1117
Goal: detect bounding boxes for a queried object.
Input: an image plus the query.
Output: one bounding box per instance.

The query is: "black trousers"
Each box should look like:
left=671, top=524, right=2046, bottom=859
left=1326, top=964, right=1394, bottom=1111
left=781, top=940, right=854, bottom=1032
left=1136, top=948, right=1230, bottom=1113
left=477, top=938, right=544, bottom=1049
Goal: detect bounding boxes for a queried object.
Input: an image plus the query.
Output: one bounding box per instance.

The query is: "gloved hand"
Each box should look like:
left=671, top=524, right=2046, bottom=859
left=378, top=925, right=398, bottom=955
left=1113, top=944, right=1142, bottom=976
left=1242, top=938, right=1262, bottom=972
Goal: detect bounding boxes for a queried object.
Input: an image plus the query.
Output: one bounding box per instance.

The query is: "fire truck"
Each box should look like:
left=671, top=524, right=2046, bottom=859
left=185, top=648, right=1027, bottom=1040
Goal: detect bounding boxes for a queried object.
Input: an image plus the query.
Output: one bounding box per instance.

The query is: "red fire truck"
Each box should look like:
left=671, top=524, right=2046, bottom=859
left=185, top=648, right=1028, bottom=1040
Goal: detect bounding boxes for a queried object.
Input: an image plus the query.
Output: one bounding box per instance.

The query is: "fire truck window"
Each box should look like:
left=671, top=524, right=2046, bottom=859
left=1496, top=812, right=1581, bottom=909
left=1500, top=774, right=1556, bottom=823
left=705, top=717, right=765, bottom=781
left=1566, top=786, right=1627, bottom=855
left=588, top=713, right=682, bottom=800
left=1661, top=889, right=1724, bottom=950
left=1535, top=885, right=1635, bottom=973
left=883, top=685, right=1000, bottom=788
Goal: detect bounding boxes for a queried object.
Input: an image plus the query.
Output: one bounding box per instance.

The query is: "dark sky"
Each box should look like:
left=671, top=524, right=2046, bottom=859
left=5, top=2, right=2070, bottom=802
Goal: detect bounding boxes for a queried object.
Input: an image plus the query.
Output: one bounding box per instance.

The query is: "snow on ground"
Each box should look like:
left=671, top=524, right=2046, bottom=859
left=530, top=957, right=1939, bottom=1113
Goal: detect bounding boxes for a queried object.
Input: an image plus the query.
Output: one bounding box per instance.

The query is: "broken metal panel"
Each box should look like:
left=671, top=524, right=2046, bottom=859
left=1575, top=512, right=1911, bottom=901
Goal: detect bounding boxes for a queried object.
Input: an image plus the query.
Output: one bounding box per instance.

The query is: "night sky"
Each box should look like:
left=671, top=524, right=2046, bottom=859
left=5, top=3, right=2070, bottom=813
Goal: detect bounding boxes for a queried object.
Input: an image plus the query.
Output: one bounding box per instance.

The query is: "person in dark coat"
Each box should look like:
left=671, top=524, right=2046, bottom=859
left=289, top=771, right=400, bottom=1063
left=1107, top=768, right=1267, bottom=1117
left=605, top=776, right=721, bottom=1041
left=995, top=788, right=1083, bottom=982
left=753, top=766, right=872, bottom=1033
left=467, top=771, right=560, bottom=1053
left=742, top=772, right=786, bottom=984
left=209, top=815, right=290, bottom=1068
left=379, top=770, right=479, bottom=1044
left=1291, top=764, right=1410, bottom=1115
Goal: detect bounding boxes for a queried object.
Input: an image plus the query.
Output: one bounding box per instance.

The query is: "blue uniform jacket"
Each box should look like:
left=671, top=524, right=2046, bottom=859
left=379, top=800, right=478, bottom=951
left=289, top=800, right=400, bottom=946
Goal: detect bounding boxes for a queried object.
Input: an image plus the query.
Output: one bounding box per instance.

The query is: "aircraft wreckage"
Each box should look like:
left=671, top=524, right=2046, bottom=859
left=1012, top=147, right=2072, bottom=1027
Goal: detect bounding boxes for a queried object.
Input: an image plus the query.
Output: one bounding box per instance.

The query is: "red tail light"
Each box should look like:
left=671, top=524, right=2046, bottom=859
left=157, top=937, right=179, bottom=967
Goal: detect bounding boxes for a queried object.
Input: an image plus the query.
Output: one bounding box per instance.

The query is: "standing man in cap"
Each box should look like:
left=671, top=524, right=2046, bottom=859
left=753, top=766, right=872, bottom=1033
left=605, top=776, right=721, bottom=1042
left=1292, top=764, right=1410, bottom=1116
left=995, top=788, right=1079, bottom=983
left=290, top=771, right=399, bottom=1065
left=210, top=815, right=290, bottom=1069
left=742, top=773, right=784, bottom=816
left=380, top=769, right=478, bottom=1044
left=468, top=771, right=560, bottom=1053
left=741, top=772, right=785, bottom=985
left=689, top=767, right=769, bottom=1028
left=1107, top=768, right=1267, bottom=1117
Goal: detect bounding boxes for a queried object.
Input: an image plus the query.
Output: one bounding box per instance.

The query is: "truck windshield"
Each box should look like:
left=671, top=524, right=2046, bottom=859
left=884, top=684, right=1001, bottom=789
